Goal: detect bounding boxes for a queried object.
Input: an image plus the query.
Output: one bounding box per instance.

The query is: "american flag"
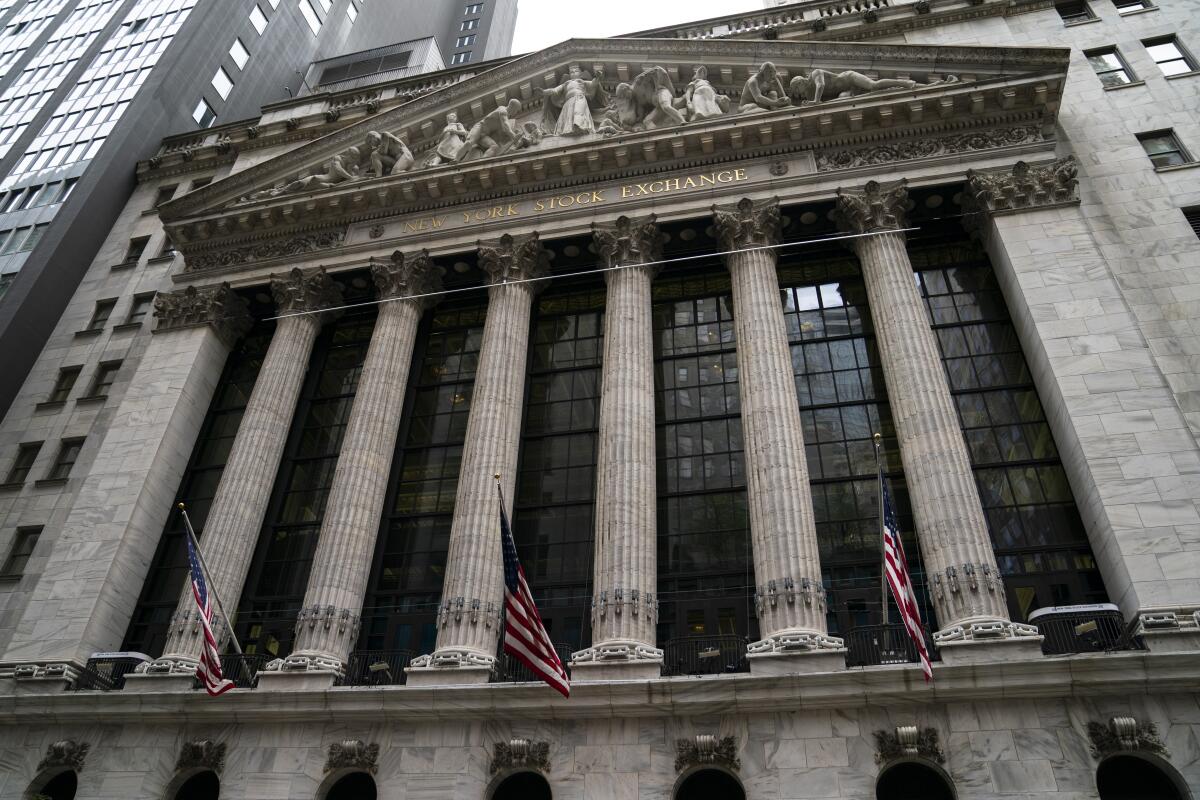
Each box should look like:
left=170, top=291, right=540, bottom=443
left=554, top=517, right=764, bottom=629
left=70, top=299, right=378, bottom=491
left=185, top=531, right=235, bottom=696
left=880, top=470, right=933, bottom=682
left=500, top=496, right=570, bottom=697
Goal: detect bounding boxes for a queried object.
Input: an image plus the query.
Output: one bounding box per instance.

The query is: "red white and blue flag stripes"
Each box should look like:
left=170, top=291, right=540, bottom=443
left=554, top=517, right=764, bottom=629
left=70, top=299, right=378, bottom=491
left=880, top=468, right=933, bottom=682
left=185, top=529, right=235, bottom=697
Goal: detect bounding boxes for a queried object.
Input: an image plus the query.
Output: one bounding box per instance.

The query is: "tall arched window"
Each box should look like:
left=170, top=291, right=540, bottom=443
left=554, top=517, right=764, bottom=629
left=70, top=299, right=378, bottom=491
left=492, top=771, right=551, bottom=800
left=675, top=768, right=745, bottom=800
left=876, top=761, right=955, bottom=800
left=172, top=770, right=219, bottom=800
left=1097, top=755, right=1187, bottom=800
left=28, top=769, right=77, bottom=800
left=323, top=771, right=376, bottom=800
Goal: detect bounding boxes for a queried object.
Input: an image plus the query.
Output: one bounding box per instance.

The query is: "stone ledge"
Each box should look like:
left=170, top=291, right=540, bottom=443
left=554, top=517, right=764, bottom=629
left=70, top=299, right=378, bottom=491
left=1103, top=80, right=1146, bottom=91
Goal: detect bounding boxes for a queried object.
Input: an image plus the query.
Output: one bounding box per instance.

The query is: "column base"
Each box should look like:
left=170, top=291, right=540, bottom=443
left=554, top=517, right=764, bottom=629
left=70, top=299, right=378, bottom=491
left=934, top=619, right=1044, bottom=665
left=256, top=669, right=337, bottom=692
left=748, top=649, right=847, bottom=676
left=1136, top=608, right=1200, bottom=653
left=570, top=641, right=663, bottom=681
left=405, top=648, right=496, bottom=687
left=123, top=672, right=197, bottom=693
left=0, top=662, right=83, bottom=694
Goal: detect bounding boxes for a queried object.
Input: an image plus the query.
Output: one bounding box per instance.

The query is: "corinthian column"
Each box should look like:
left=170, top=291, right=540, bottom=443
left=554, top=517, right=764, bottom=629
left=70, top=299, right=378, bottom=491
left=136, top=268, right=342, bottom=687
left=259, top=252, right=441, bottom=690
left=834, top=180, right=1040, bottom=662
left=712, top=198, right=845, bottom=675
left=406, top=233, right=548, bottom=686
left=571, top=215, right=664, bottom=680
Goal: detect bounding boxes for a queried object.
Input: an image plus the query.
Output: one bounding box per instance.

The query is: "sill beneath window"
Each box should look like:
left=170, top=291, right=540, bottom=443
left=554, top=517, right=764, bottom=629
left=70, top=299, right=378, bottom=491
left=34, top=400, right=66, bottom=411
left=141, top=208, right=160, bottom=216
left=0, top=482, right=23, bottom=492
left=75, top=395, right=107, bottom=405
left=1063, top=16, right=1100, bottom=26
left=1154, top=161, right=1200, bottom=173
left=33, top=478, right=68, bottom=488
left=1104, top=80, right=1145, bottom=91
left=1117, top=5, right=1157, bottom=14
left=73, top=328, right=103, bottom=339
left=0, top=573, right=21, bottom=582
left=110, top=261, right=138, bottom=272
left=147, top=254, right=176, bottom=264
left=1165, top=70, right=1200, bottom=80
left=112, top=322, right=143, bottom=332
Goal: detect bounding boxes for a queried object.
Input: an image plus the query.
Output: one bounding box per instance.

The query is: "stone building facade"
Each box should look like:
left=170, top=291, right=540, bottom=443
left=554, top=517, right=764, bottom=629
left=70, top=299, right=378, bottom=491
left=0, top=0, right=1198, bottom=798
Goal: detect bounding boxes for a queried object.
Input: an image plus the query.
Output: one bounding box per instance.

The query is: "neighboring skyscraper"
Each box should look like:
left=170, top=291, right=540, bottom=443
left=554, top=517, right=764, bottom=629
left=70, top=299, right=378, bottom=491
left=438, top=0, right=518, bottom=66
left=0, top=0, right=472, bottom=417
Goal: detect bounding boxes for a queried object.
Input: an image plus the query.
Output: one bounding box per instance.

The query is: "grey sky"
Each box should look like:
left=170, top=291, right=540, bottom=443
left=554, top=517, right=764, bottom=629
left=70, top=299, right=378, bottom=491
left=510, top=0, right=763, bottom=53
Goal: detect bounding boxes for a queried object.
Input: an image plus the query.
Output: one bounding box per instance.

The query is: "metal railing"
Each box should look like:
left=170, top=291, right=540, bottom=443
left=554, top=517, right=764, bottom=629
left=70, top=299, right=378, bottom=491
left=192, top=654, right=268, bottom=689
left=338, top=649, right=415, bottom=687
left=845, top=623, right=939, bottom=668
left=1034, top=610, right=1143, bottom=655
left=494, top=643, right=574, bottom=683
left=73, top=657, right=146, bottom=691
left=662, top=635, right=750, bottom=676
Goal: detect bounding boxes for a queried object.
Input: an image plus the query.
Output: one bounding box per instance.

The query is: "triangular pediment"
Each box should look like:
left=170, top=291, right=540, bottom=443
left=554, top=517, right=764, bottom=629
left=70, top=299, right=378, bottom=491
left=160, top=37, right=1068, bottom=269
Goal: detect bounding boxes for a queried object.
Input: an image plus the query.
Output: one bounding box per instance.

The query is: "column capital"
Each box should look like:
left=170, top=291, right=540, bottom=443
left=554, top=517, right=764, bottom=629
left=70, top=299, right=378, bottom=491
left=833, top=179, right=910, bottom=235
left=478, top=232, right=550, bottom=287
left=153, top=282, right=252, bottom=346
left=270, top=266, right=343, bottom=315
left=372, top=249, right=444, bottom=306
left=592, top=214, right=663, bottom=272
left=963, top=156, right=1079, bottom=216
left=711, top=197, right=781, bottom=250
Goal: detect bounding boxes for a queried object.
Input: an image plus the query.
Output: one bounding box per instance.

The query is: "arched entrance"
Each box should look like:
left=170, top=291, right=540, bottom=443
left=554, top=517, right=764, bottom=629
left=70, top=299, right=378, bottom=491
left=876, top=761, right=956, bottom=800
left=491, top=771, right=551, bottom=800
left=323, top=772, right=377, bottom=800
left=27, top=770, right=78, bottom=800
left=1097, top=755, right=1189, bottom=800
left=171, top=770, right=220, bottom=800
left=675, top=768, right=746, bottom=800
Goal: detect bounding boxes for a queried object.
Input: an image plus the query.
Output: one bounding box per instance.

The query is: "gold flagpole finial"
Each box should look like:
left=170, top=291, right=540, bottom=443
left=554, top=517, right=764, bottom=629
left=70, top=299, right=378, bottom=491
left=177, top=502, right=187, bottom=510
left=872, top=432, right=882, bottom=445
left=494, top=472, right=501, bottom=481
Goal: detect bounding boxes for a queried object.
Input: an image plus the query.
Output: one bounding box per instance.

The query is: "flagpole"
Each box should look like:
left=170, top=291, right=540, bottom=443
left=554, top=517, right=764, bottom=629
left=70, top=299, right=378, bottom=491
left=177, top=503, right=247, bottom=660
left=873, top=433, right=889, bottom=628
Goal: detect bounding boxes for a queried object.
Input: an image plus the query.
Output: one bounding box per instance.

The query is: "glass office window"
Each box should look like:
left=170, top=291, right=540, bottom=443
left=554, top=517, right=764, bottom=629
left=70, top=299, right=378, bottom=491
left=211, top=65, right=233, bottom=99
left=1144, top=36, right=1197, bottom=75
left=249, top=4, right=268, bottom=34
left=229, top=37, right=249, bottom=69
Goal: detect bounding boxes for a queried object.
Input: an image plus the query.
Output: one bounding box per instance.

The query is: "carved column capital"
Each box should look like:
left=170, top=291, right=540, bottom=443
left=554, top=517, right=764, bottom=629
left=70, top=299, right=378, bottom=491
left=153, top=283, right=252, bottom=346
left=711, top=197, right=781, bottom=249
left=372, top=249, right=443, bottom=305
left=478, top=232, right=550, bottom=288
left=592, top=214, right=663, bottom=273
left=833, top=179, right=910, bottom=235
left=37, top=740, right=90, bottom=773
left=964, top=156, right=1079, bottom=215
left=269, top=267, right=343, bottom=316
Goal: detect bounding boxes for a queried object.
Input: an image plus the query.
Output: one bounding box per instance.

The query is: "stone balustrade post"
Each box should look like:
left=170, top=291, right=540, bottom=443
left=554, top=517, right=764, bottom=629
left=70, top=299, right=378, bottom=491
left=712, top=198, right=845, bottom=675
left=833, top=179, right=1041, bottom=663
left=259, top=252, right=441, bottom=690
left=134, top=267, right=342, bottom=688
left=406, top=233, right=549, bottom=686
left=571, top=215, right=664, bottom=680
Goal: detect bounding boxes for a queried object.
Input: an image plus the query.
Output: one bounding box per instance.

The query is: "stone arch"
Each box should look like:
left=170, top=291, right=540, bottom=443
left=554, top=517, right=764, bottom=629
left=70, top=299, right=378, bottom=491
left=673, top=765, right=747, bottom=800
left=488, top=770, right=552, bottom=800
left=875, top=759, right=957, bottom=800
left=1096, top=753, right=1192, bottom=800
left=24, top=768, right=78, bottom=800
left=164, top=769, right=220, bottom=800
left=318, top=770, right=377, bottom=800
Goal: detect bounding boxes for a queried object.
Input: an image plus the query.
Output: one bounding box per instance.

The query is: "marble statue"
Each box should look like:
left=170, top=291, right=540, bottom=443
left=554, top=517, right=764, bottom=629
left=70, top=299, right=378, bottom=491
left=788, top=69, right=959, bottom=104
left=280, top=148, right=362, bottom=193
left=426, top=112, right=469, bottom=165
left=738, top=62, right=791, bottom=113
left=362, top=130, right=414, bottom=176
left=598, top=66, right=686, bottom=135
left=456, top=98, right=524, bottom=161
left=685, top=65, right=729, bottom=121
left=540, top=64, right=609, bottom=136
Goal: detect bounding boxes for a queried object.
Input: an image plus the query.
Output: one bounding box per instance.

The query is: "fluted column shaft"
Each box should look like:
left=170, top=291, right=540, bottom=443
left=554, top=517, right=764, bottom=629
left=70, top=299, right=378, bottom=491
left=713, top=199, right=841, bottom=655
left=409, top=234, right=548, bottom=677
left=574, top=216, right=662, bottom=669
left=836, top=180, right=1030, bottom=642
left=284, top=254, right=441, bottom=672
left=151, top=269, right=340, bottom=671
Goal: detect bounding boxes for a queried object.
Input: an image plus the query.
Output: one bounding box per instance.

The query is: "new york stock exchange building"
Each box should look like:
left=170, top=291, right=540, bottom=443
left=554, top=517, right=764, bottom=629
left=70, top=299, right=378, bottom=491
left=1, top=0, right=1199, bottom=797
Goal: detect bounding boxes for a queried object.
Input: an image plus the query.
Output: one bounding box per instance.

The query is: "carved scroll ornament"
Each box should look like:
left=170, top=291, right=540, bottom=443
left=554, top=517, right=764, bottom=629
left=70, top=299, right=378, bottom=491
left=176, top=740, right=227, bottom=774
left=325, top=740, right=380, bottom=774
left=37, top=740, right=89, bottom=773
left=964, top=156, right=1079, bottom=213
left=874, top=726, right=945, bottom=764
left=675, top=735, right=740, bottom=773
left=1087, top=717, right=1169, bottom=760
left=711, top=197, right=781, bottom=249
left=490, top=739, right=551, bottom=774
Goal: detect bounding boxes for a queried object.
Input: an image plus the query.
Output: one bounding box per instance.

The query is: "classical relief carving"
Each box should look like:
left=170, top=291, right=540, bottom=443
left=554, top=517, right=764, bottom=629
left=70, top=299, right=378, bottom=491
left=324, top=740, right=379, bottom=774
left=712, top=197, right=781, bottom=249
left=243, top=130, right=414, bottom=200
left=37, top=740, right=89, bottom=773
left=675, top=735, right=740, bottom=773
left=685, top=65, right=730, bottom=121
left=874, top=727, right=945, bottom=764
left=478, top=232, right=551, bottom=287
left=738, top=62, right=791, bottom=113
left=425, top=112, right=469, bottom=165
left=541, top=64, right=609, bottom=136
left=598, top=66, right=687, bottom=136
left=592, top=214, right=663, bottom=269
left=815, top=126, right=1042, bottom=171
left=457, top=99, right=530, bottom=162
left=833, top=179, right=910, bottom=234
left=185, top=230, right=345, bottom=272
left=964, top=155, right=1079, bottom=213
left=788, top=69, right=957, bottom=104
left=490, top=739, right=551, bottom=774
left=176, top=740, right=227, bottom=774
left=372, top=249, right=443, bottom=302
left=270, top=266, right=343, bottom=315
left=1088, top=717, right=1170, bottom=760
left=153, top=283, right=252, bottom=344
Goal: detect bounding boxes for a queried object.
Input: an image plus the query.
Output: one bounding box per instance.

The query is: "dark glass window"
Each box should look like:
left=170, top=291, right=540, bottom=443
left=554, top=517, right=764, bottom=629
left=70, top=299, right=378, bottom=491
left=512, top=282, right=605, bottom=653
left=1137, top=130, right=1192, bottom=168
left=360, top=301, right=486, bottom=655
left=123, top=325, right=270, bottom=655
left=653, top=266, right=756, bottom=646
left=87, top=361, right=121, bottom=398
left=124, top=236, right=149, bottom=263
left=1184, top=206, right=1200, bottom=239
left=1055, top=0, right=1095, bottom=22
left=911, top=233, right=1107, bottom=622
left=1, top=526, right=41, bottom=576
left=125, top=293, right=154, bottom=324
left=85, top=299, right=116, bottom=331
left=153, top=184, right=176, bottom=207
left=5, top=442, right=42, bottom=484
left=48, top=366, right=81, bottom=403
left=1113, top=0, right=1150, bottom=12
left=1085, top=47, right=1136, bottom=87
left=47, top=437, right=84, bottom=480
left=233, top=311, right=376, bottom=657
